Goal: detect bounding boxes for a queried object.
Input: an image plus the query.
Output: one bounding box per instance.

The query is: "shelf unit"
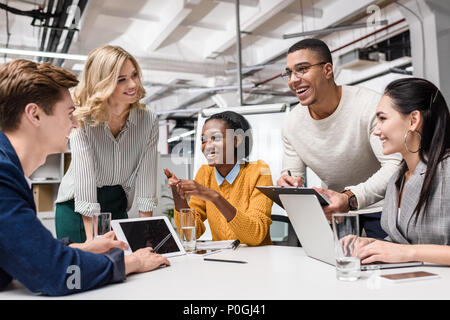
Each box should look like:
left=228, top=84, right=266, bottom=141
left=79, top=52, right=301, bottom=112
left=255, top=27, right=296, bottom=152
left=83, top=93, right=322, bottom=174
left=30, top=153, right=64, bottom=184
left=31, top=153, right=71, bottom=237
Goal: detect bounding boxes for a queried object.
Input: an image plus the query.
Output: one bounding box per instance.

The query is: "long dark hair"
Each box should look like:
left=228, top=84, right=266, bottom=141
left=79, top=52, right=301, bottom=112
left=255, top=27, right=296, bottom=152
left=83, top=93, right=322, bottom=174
left=205, top=111, right=253, bottom=162
left=384, top=78, right=450, bottom=222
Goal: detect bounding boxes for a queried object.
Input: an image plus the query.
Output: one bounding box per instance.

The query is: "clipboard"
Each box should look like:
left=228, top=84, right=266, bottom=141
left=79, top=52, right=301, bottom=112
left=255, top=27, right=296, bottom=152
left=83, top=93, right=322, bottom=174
left=256, top=186, right=330, bottom=209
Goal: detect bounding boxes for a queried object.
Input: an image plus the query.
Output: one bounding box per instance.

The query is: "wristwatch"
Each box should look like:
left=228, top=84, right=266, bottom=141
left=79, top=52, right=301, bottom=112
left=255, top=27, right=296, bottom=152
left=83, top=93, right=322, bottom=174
left=342, top=190, right=358, bottom=211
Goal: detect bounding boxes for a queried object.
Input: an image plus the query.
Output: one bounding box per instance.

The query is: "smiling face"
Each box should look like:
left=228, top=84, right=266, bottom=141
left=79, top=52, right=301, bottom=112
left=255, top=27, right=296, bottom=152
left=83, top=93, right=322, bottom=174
left=109, top=59, right=140, bottom=106
left=374, top=95, right=417, bottom=156
left=201, top=119, right=232, bottom=166
left=286, top=49, right=332, bottom=106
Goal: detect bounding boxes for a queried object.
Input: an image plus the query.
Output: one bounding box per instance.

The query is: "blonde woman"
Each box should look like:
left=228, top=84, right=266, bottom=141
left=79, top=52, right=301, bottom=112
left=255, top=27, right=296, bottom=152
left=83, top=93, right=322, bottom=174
left=55, top=45, right=158, bottom=242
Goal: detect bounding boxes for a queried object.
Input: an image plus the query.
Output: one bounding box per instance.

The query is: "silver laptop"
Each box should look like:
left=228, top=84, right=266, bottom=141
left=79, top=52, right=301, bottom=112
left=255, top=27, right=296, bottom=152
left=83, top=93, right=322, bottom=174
left=279, top=194, right=423, bottom=270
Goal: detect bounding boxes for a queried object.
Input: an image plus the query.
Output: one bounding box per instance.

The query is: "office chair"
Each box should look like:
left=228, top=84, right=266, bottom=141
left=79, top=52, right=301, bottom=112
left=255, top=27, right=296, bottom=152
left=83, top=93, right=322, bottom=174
left=270, top=214, right=301, bottom=247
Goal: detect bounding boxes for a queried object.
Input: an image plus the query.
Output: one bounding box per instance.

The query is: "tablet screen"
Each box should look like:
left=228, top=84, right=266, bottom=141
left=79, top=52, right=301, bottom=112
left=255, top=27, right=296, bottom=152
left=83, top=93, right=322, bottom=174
left=118, top=219, right=180, bottom=254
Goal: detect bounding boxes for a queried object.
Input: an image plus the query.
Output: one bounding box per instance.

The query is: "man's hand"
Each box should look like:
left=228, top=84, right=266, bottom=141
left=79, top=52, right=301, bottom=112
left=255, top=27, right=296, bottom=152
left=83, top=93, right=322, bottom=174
left=276, top=174, right=304, bottom=187
left=125, top=247, right=171, bottom=275
left=313, top=187, right=350, bottom=220
left=70, top=231, right=129, bottom=254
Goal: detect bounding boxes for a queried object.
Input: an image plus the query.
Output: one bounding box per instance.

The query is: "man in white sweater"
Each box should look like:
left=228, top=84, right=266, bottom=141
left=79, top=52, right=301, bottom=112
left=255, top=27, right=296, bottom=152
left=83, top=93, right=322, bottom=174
left=277, top=38, right=401, bottom=238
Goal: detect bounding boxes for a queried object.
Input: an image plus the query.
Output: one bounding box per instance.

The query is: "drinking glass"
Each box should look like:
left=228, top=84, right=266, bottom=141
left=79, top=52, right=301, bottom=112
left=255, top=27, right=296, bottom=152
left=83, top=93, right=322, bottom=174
left=180, top=208, right=196, bottom=252
left=92, top=212, right=112, bottom=238
left=332, top=213, right=360, bottom=281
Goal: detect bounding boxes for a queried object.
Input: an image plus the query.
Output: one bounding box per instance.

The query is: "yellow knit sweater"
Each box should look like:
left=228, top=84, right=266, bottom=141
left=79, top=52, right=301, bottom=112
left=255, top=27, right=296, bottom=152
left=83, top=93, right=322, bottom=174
left=174, top=160, right=273, bottom=246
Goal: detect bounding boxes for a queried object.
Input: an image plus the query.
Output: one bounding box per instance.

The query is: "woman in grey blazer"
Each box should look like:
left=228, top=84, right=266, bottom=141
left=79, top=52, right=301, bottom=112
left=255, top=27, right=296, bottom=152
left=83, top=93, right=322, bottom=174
left=358, top=78, right=450, bottom=265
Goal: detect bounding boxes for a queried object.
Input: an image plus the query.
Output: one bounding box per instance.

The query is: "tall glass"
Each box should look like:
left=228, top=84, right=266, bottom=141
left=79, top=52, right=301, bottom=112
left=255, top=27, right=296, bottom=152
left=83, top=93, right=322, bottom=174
left=332, top=213, right=360, bottom=281
left=180, top=208, right=196, bottom=252
left=92, top=212, right=112, bottom=238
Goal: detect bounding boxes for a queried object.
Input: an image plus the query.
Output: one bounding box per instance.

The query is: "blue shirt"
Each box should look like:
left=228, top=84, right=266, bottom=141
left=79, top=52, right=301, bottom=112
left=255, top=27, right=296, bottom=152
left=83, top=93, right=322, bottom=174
left=214, top=163, right=241, bottom=186
left=0, top=131, right=125, bottom=296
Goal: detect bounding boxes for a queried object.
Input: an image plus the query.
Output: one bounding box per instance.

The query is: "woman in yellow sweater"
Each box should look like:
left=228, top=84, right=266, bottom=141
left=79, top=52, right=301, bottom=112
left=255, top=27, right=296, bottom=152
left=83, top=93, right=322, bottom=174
left=164, top=111, right=273, bottom=246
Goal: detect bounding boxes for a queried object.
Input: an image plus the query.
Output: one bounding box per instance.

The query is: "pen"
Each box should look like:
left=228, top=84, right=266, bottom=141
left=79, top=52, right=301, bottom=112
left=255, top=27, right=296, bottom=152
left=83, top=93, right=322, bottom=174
left=231, top=239, right=240, bottom=250
left=152, top=233, right=172, bottom=253
left=287, top=170, right=300, bottom=188
left=204, top=258, right=247, bottom=264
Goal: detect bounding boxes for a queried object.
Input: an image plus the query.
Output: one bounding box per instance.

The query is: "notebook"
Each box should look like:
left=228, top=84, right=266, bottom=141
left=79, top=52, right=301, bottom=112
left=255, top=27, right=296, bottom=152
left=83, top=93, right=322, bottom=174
left=196, top=239, right=240, bottom=250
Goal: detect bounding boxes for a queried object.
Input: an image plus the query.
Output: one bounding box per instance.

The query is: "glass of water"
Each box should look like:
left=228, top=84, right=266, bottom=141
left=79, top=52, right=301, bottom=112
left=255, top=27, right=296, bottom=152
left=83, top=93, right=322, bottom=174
left=92, top=212, right=112, bottom=238
left=180, top=208, right=196, bottom=253
left=332, top=213, right=360, bottom=281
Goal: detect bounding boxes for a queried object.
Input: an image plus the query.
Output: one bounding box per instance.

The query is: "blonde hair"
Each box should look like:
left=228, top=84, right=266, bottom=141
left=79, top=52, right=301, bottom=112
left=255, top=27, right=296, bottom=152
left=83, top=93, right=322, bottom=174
left=73, top=45, right=146, bottom=126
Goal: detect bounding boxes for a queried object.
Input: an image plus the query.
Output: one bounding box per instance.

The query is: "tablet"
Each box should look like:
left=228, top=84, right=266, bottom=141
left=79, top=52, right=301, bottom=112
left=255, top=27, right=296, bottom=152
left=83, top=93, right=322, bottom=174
left=111, top=216, right=185, bottom=257
left=256, top=186, right=330, bottom=208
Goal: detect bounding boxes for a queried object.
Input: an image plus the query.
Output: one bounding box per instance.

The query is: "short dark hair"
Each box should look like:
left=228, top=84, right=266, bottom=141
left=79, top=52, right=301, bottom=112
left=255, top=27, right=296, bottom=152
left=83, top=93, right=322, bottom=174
left=0, top=59, right=79, bottom=131
left=205, top=111, right=253, bottom=160
left=288, top=38, right=333, bottom=64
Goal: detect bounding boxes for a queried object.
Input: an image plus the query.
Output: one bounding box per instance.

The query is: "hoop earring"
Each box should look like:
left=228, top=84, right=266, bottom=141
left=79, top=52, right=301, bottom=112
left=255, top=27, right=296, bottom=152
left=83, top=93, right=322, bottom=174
left=404, top=130, right=421, bottom=153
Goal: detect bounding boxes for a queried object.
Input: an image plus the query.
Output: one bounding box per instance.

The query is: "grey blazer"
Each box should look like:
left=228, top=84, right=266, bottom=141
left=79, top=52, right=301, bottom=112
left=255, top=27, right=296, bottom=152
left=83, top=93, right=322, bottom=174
left=381, top=156, right=450, bottom=245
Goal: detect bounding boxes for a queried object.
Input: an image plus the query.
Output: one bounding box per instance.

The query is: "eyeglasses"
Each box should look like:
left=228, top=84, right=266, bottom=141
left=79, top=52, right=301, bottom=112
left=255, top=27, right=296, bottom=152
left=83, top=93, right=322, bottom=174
left=281, top=62, right=327, bottom=80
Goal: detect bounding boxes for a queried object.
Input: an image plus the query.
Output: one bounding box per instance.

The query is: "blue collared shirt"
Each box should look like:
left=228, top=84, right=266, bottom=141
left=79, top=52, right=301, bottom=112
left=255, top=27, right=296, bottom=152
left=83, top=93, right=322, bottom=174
left=214, top=162, right=241, bottom=186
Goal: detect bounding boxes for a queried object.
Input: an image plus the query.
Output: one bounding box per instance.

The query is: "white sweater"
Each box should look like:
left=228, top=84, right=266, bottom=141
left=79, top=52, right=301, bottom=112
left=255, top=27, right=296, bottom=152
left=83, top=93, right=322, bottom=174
left=281, top=85, right=402, bottom=212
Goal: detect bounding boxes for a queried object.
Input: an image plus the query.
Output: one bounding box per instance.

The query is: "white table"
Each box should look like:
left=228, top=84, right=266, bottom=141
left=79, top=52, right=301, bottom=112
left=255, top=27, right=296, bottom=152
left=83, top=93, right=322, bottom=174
left=1, top=245, right=449, bottom=300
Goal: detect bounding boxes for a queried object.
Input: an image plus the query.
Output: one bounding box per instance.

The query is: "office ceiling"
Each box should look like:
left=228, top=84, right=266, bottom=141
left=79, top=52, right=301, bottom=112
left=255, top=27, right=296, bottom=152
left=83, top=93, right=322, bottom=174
left=0, top=0, right=409, bottom=120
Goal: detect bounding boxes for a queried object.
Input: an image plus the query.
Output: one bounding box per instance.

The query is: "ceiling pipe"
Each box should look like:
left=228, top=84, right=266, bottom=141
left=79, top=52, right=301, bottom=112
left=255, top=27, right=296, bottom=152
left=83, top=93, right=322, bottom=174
left=42, top=0, right=65, bottom=62
left=55, top=0, right=88, bottom=66
left=252, top=18, right=408, bottom=87
left=150, top=18, right=409, bottom=112
left=283, top=20, right=389, bottom=39
left=38, top=0, right=54, bottom=62
left=330, top=18, right=406, bottom=53
left=44, top=0, right=72, bottom=63
left=0, top=2, right=55, bottom=19
left=235, top=0, right=244, bottom=105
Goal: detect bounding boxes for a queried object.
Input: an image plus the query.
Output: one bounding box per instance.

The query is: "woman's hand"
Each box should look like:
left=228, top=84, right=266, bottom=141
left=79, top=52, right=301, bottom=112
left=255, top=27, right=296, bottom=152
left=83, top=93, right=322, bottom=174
left=70, top=231, right=129, bottom=254
left=165, top=168, right=214, bottom=201
left=164, top=168, right=190, bottom=211
left=175, top=179, right=217, bottom=202
left=358, top=240, right=414, bottom=264
left=358, top=237, right=377, bottom=248
left=125, top=247, right=171, bottom=275
left=164, top=168, right=179, bottom=186
left=338, top=234, right=359, bottom=257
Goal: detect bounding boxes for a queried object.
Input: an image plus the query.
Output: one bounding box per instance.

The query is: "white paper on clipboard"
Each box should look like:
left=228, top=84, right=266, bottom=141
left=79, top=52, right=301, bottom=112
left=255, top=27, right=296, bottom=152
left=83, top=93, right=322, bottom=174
left=196, top=240, right=240, bottom=250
